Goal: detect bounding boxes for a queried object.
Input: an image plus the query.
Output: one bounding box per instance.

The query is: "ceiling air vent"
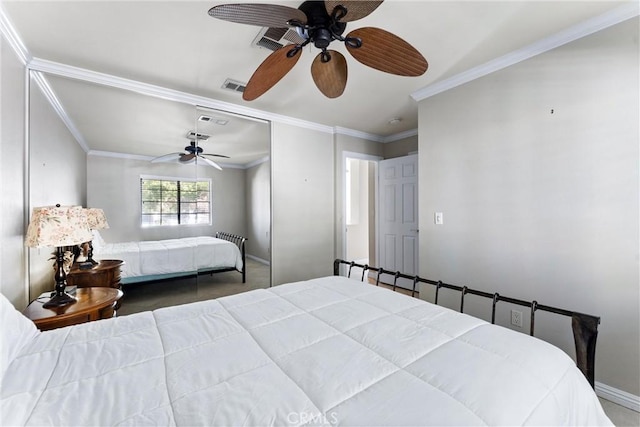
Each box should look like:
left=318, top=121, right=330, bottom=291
left=199, top=115, right=229, bottom=126
left=222, top=78, right=246, bottom=93
left=186, top=131, right=210, bottom=141
left=252, top=27, right=306, bottom=52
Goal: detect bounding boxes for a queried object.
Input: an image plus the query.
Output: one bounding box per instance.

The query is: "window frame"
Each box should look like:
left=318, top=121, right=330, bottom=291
left=140, top=174, right=212, bottom=227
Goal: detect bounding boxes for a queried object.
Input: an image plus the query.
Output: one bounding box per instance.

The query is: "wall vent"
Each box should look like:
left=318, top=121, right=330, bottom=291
left=252, top=27, right=306, bottom=52
left=222, top=78, right=246, bottom=93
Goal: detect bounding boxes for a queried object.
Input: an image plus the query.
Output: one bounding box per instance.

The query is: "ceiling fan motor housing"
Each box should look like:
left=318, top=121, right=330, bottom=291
left=298, top=1, right=346, bottom=49
left=185, top=142, right=204, bottom=154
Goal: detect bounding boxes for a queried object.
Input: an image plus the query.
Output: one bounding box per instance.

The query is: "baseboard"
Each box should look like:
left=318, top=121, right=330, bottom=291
left=596, top=382, right=640, bottom=412
left=246, top=254, right=270, bottom=266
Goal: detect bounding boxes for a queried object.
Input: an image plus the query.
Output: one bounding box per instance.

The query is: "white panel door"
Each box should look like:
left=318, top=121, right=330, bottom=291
left=378, top=154, right=418, bottom=289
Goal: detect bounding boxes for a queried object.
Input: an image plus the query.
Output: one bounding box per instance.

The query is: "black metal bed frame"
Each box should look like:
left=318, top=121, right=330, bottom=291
left=333, top=259, right=600, bottom=388
left=214, top=232, right=247, bottom=283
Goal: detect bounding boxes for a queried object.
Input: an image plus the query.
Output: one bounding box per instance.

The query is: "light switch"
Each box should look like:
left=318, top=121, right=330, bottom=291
left=434, top=212, right=444, bottom=225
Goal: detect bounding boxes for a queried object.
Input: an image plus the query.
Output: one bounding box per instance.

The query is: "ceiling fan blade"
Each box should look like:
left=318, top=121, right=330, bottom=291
left=198, top=155, right=223, bottom=171
left=208, top=3, right=306, bottom=28
left=151, top=152, right=182, bottom=163
left=243, top=45, right=302, bottom=101
left=180, top=153, right=196, bottom=162
left=311, top=50, right=348, bottom=99
left=324, top=1, right=383, bottom=22
left=346, top=27, right=428, bottom=76
left=201, top=153, right=231, bottom=159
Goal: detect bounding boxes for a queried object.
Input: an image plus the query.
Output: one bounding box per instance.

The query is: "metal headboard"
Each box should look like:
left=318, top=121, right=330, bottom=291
left=333, top=259, right=600, bottom=388
left=215, top=232, right=247, bottom=283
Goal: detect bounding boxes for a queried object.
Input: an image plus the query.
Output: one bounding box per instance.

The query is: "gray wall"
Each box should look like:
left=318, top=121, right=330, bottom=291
left=1, top=38, right=27, bottom=308
left=87, top=155, right=246, bottom=243
left=383, top=134, right=418, bottom=159
left=28, top=76, right=87, bottom=298
left=245, top=159, right=270, bottom=262
left=271, top=122, right=334, bottom=285
left=418, top=19, right=639, bottom=396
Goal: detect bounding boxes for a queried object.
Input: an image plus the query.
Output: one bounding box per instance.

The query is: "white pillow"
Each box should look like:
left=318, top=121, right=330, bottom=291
left=0, top=292, right=40, bottom=379
left=91, top=229, right=106, bottom=250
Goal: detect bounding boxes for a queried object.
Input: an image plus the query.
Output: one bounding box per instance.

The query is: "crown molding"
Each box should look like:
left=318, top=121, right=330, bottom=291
left=334, top=126, right=385, bottom=143
left=411, top=2, right=640, bottom=102
left=245, top=155, right=270, bottom=169
left=27, top=59, right=423, bottom=143
left=382, top=128, right=418, bottom=143
left=332, top=126, right=418, bottom=144
left=31, top=71, right=90, bottom=152
left=88, top=150, right=152, bottom=162
left=0, top=4, right=30, bottom=65
left=27, top=57, right=336, bottom=136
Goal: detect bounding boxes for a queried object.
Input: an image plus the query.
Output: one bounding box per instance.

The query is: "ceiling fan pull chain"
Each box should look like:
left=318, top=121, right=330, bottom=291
left=321, top=50, right=332, bottom=63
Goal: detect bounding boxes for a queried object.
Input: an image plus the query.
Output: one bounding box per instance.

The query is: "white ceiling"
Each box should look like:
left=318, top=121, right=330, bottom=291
left=2, top=0, right=634, bottom=164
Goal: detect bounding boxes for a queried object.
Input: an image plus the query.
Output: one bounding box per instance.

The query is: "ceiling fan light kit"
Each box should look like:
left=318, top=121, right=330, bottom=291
left=208, top=0, right=428, bottom=100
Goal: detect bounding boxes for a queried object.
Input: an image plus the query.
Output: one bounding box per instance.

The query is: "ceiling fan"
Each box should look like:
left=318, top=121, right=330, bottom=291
left=151, top=140, right=229, bottom=170
left=208, top=1, right=428, bottom=100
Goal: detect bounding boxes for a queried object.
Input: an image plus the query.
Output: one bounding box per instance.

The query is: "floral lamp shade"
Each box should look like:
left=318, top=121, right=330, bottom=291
left=25, top=205, right=93, bottom=248
left=85, top=208, right=109, bottom=231
left=25, top=205, right=94, bottom=308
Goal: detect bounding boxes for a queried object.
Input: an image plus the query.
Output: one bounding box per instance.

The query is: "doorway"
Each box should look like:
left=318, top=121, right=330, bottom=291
left=342, top=152, right=419, bottom=288
left=343, top=153, right=380, bottom=277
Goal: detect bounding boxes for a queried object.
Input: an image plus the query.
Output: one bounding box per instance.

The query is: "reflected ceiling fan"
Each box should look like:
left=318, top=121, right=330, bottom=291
left=208, top=0, right=428, bottom=100
left=151, top=136, right=229, bottom=170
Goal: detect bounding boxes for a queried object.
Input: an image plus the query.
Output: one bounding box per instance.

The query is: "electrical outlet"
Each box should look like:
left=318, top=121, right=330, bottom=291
left=511, top=309, right=523, bottom=328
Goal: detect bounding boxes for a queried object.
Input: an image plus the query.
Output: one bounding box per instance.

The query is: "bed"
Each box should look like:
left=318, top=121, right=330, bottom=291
left=92, top=231, right=246, bottom=284
left=1, top=272, right=611, bottom=425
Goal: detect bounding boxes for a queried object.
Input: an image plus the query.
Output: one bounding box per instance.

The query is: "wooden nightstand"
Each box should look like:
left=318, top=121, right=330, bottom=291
left=66, top=259, right=124, bottom=289
left=23, top=287, right=123, bottom=331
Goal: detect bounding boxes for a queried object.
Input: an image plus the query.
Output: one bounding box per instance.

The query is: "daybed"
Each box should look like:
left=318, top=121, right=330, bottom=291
left=92, top=231, right=246, bottom=284
left=1, top=265, right=611, bottom=426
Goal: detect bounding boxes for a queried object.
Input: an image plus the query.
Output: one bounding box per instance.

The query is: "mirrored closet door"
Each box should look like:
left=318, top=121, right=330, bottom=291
left=27, top=71, right=271, bottom=310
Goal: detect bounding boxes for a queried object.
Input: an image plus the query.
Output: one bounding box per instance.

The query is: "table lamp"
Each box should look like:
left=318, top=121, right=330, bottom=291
left=84, top=208, right=109, bottom=265
left=25, top=205, right=93, bottom=308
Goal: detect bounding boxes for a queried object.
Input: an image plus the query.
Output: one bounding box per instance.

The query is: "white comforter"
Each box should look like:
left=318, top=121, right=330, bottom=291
left=1, top=276, right=611, bottom=426
left=94, top=236, right=243, bottom=280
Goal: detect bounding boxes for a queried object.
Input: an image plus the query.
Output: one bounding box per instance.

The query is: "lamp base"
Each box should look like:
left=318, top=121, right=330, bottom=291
left=43, top=291, right=77, bottom=308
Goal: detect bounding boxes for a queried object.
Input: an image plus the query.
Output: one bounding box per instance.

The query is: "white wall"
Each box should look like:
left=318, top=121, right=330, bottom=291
left=271, top=122, right=334, bottom=285
left=0, top=37, right=27, bottom=308
left=245, top=158, right=270, bottom=262
left=418, top=18, right=639, bottom=397
left=87, top=155, right=246, bottom=243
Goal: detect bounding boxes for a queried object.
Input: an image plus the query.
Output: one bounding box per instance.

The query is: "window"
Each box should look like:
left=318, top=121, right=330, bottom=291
left=140, top=177, right=211, bottom=226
